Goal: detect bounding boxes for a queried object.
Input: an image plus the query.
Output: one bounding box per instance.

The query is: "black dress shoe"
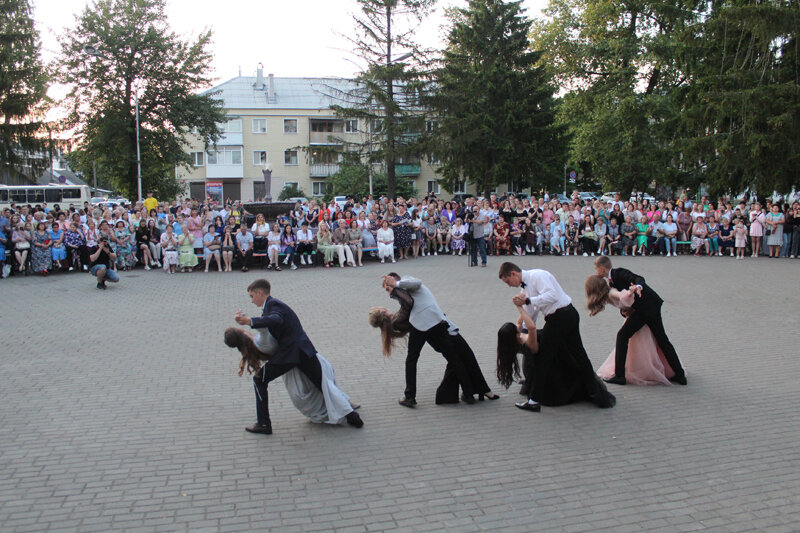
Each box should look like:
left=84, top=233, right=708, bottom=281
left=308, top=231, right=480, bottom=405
left=96, top=282, right=106, bottom=290
left=345, top=411, right=364, bottom=428
left=398, top=397, right=417, bottom=408
left=479, top=392, right=500, bottom=401
left=603, top=375, right=627, bottom=385
left=460, top=393, right=476, bottom=404
left=245, top=423, right=272, bottom=434
left=669, top=374, right=688, bottom=385
left=515, top=401, right=541, bottom=412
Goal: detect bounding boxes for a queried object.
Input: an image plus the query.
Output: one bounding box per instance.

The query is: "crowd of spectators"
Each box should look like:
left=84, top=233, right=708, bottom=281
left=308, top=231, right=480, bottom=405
left=1, top=190, right=798, bottom=281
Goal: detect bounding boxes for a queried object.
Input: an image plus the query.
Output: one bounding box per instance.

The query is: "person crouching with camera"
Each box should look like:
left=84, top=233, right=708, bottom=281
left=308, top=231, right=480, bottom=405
left=90, top=224, right=120, bottom=290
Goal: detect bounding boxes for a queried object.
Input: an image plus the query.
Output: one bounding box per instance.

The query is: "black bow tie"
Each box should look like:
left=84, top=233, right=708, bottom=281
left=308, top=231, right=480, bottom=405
left=520, top=282, right=526, bottom=288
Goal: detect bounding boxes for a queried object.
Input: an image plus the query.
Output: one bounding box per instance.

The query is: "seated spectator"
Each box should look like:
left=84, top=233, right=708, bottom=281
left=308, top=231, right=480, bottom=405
left=493, top=214, right=511, bottom=255
left=449, top=218, right=466, bottom=256
left=509, top=218, right=524, bottom=256
left=32, top=221, right=52, bottom=275
left=266, top=223, right=283, bottom=271
left=49, top=221, right=67, bottom=271
left=564, top=216, right=578, bottom=256
left=634, top=217, right=648, bottom=256
left=203, top=224, right=222, bottom=272
left=549, top=219, right=564, bottom=255
left=296, top=221, right=315, bottom=266
left=606, top=217, right=622, bottom=255
left=332, top=219, right=356, bottom=268
left=64, top=221, right=87, bottom=272
left=437, top=216, right=452, bottom=253
left=719, top=217, right=734, bottom=257
left=281, top=223, right=298, bottom=270
left=706, top=215, right=721, bottom=256
left=235, top=224, right=253, bottom=272
left=422, top=216, right=438, bottom=257
left=661, top=214, right=678, bottom=257
left=594, top=218, right=608, bottom=256
left=160, top=224, right=179, bottom=274
left=316, top=221, right=337, bottom=267
left=113, top=220, right=135, bottom=271
left=348, top=219, right=364, bottom=266
left=691, top=217, right=710, bottom=256
left=147, top=219, right=162, bottom=268
left=677, top=208, right=693, bottom=254
left=12, top=223, right=31, bottom=274
left=580, top=215, right=597, bottom=256
left=135, top=219, right=154, bottom=271
left=178, top=223, right=198, bottom=272
left=620, top=216, right=636, bottom=256
left=376, top=219, right=395, bottom=264
left=220, top=225, right=235, bottom=272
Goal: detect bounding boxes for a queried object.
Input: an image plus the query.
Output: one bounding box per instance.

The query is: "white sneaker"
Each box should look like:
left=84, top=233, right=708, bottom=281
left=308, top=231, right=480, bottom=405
left=283, top=256, right=290, bottom=265
left=69, top=266, right=74, bottom=272
left=144, top=265, right=151, bottom=271
left=791, top=255, right=796, bottom=258
left=582, top=252, right=588, bottom=257
left=380, top=258, right=385, bottom=263
left=434, top=251, right=438, bottom=256
left=591, top=252, right=595, bottom=257
left=290, top=264, right=297, bottom=270
left=718, top=251, right=722, bottom=256
left=391, top=258, right=396, bottom=263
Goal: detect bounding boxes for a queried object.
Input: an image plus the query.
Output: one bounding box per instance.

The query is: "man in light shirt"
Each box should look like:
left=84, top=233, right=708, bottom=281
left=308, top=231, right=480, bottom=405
left=498, top=262, right=616, bottom=411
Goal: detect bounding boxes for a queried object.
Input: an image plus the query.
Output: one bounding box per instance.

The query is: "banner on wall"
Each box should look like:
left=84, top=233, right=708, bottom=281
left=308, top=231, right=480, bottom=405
left=205, top=181, right=223, bottom=203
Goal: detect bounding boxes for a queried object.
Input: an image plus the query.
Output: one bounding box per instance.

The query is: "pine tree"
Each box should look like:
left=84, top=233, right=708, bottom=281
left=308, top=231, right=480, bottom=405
left=0, top=0, right=49, bottom=181
left=429, top=0, right=563, bottom=197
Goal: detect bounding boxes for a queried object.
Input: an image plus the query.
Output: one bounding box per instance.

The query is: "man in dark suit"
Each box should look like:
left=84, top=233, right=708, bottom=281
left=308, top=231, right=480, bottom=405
left=593, top=256, right=687, bottom=385
left=234, top=279, right=363, bottom=433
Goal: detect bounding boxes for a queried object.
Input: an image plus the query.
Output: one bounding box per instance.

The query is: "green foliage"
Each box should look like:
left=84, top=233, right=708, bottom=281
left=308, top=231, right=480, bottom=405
left=324, top=162, right=415, bottom=200
left=0, top=0, right=50, bottom=177
left=278, top=183, right=307, bottom=201
left=58, top=0, right=225, bottom=200
left=329, top=0, right=435, bottom=199
left=428, top=0, right=565, bottom=197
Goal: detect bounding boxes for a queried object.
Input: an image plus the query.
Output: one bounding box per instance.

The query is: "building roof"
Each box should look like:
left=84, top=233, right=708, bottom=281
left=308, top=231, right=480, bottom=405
left=205, top=75, right=362, bottom=111
left=38, top=167, right=88, bottom=187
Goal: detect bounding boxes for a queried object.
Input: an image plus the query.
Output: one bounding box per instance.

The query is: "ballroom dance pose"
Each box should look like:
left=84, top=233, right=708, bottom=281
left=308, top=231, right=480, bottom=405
left=233, top=279, right=363, bottom=434
left=592, top=256, right=687, bottom=385
left=376, top=273, right=497, bottom=407
left=224, top=327, right=361, bottom=425
left=584, top=275, right=675, bottom=385
left=498, top=262, right=616, bottom=411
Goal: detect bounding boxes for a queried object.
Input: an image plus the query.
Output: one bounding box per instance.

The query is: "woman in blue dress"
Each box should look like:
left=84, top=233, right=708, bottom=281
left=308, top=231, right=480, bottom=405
left=48, top=221, right=67, bottom=270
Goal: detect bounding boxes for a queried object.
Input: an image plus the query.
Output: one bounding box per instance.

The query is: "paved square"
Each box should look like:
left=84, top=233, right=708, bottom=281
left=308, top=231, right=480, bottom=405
left=1, top=255, right=799, bottom=532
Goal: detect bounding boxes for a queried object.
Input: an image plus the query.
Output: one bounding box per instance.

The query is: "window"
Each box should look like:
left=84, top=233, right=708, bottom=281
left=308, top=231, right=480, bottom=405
left=284, top=119, right=298, bottom=134
left=311, top=149, right=342, bottom=165
left=284, top=150, right=298, bottom=165
left=190, top=151, right=204, bottom=166
left=219, top=118, right=242, bottom=133
left=453, top=180, right=466, bottom=194
left=62, top=188, right=81, bottom=199
left=312, top=182, right=328, bottom=196
left=283, top=181, right=299, bottom=192
left=345, top=119, right=358, bottom=133
left=45, top=188, right=61, bottom=202
left=427, top=181, right=441, bottom=195
left=371, top=119, right=383, bottom=133
left=253, top=151, right=268, bottom=166
left=28, top=188, right=44, bottom=203
left=10, top=189, right=27, bottom=203
left=252, top=118, right=267, bottom=133
left=206, top=149, right=243, bottom=165
left=426, top=120, right=438, bottom=133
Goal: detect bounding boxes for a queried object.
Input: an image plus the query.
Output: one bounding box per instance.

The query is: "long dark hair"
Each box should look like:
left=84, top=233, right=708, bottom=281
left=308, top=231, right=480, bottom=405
left=368, top=307, right=406, bottom=356
left=224, top=327, right=266, bottom=376
left=496, top=322, right=521, bottom=389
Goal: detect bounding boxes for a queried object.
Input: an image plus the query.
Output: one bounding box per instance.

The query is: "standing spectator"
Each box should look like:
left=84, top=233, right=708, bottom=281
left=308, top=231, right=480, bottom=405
left=32, top=222, right=52, bottom=275
left=143, top=191, right=158, bottom=214
left=160, top=224, right=179, bottom=274
left=789, top=203, right=800, bottom=258
left=235, top=224, right=253, bottom=272
left=677, top=208, right=693, bottom=254
left=392, top=204, right=412, bottom=260
left=734, top=217, right=748, bottom=259
left=749, top=202, right=765, bottom=257
left=467, top=205, right=487, bottom=267
left=348, top=220, right=364, bottom=266
left=765, top=204, right=784, bottom=258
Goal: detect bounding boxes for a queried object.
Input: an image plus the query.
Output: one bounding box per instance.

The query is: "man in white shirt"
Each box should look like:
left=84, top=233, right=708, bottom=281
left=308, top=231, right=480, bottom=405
left=498, top=262, right=615, bottom=410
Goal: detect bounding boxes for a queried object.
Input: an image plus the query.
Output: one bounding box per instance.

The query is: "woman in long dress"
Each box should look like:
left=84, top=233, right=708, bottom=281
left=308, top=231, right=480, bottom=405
left=585, top=275, right=675, bottom=386
left=223, top=328, right=358, bottom=425
left=368, top=283, right=499, bottom=403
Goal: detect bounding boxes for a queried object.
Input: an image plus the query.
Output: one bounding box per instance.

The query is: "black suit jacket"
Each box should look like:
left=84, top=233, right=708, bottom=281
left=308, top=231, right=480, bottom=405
left=610, top=267, right=663, bottom=314
left=250, top=296, right=317, bottom=366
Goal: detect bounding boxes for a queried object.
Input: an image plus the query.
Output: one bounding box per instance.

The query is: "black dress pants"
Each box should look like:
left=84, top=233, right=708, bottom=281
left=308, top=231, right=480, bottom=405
left=404, top=322, right=474, bottom=400
left=253, top=354, right=322, bottom=425
left=614, top=304, right=685, bottom=379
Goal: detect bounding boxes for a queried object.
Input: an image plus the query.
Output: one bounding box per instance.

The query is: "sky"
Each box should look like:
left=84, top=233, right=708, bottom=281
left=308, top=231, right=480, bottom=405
left=34, top=0, right=549, bottom=85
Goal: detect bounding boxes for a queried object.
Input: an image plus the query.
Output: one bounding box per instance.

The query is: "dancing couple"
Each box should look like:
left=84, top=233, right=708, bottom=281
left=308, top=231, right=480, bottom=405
left=226, top=279, right=363, bottom=435
left=369, top=273, right=499, bottom=407
left=585, top=256, right=687, bottom=386
left=497, top=262, right=617, bottom=412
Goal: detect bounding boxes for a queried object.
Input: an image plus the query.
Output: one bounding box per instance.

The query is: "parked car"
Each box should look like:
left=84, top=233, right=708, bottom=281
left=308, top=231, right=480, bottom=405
left=578, top=191, right=602, bottom=203
left=630, top=192, right=655, bottom=203
left=286, top=196, right=308, bottom=205
left=601, top=192, right=619, bottom=203
left=554, top=193, right=571, bottom=204
left=450, top=193, right=474, bottom=204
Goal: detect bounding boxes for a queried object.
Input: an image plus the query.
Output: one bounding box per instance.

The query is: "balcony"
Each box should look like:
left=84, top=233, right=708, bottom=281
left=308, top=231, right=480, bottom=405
left=215, top=132, right=243, bottom=146
left=206, top=164, right=244, bottom=179
left=310, top=164, right=340, bottom=177
left=396, top=164, right=421, bottom=176
left=309, top=132, right=343, bottom=145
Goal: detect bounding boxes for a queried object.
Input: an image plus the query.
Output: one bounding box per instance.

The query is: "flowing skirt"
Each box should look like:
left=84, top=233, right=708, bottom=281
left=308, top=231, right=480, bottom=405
left=596, top=326, right=675, bottom=386
left=283, top=354, right=354, bottom=425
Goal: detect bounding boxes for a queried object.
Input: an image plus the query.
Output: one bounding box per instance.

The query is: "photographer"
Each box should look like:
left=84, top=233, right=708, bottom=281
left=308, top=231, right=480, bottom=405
left=89, top=234, right=119, bottom=290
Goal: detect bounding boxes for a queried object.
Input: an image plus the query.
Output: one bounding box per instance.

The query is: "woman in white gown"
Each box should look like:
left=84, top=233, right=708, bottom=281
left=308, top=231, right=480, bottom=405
left=585, top=275, right=675, bottom=386
left=224, top=327, right=358, bottom=424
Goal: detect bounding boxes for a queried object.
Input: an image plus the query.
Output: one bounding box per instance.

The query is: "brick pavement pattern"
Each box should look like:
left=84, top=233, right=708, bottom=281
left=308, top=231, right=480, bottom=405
left=1, top=255, right=799, bottom=532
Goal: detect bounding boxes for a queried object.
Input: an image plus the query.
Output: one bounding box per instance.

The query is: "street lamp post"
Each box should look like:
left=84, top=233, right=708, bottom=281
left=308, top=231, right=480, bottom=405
left=83, top=44, right=143, bottom=203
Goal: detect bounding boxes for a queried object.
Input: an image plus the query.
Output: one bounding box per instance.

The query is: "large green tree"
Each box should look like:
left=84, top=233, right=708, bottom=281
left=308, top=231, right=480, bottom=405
left=0, top=0, right=49, bottom=181
left=676, top=0, right=800, bottom=197
left=330, top=0, right=435, bottom=199
left=58, top=0, right=224, bottom=200
left=429, top=0, right=564, bottom=197
left=532, top=0, right=699, bottom=198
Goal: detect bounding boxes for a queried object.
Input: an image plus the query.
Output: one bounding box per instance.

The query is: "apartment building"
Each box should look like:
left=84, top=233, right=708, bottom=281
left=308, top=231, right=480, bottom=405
left=178, top=68, right=464, bottom=202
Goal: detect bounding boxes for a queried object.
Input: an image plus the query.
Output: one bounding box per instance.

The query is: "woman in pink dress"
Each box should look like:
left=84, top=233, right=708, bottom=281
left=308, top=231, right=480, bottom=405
left=585, top=275, right=675, bottom=386
left=749, top=203, right=765, bottom=257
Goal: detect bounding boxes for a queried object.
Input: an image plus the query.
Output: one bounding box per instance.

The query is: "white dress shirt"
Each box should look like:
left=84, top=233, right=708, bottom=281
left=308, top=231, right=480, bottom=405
left=520, top=269, right=572, bottom=323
